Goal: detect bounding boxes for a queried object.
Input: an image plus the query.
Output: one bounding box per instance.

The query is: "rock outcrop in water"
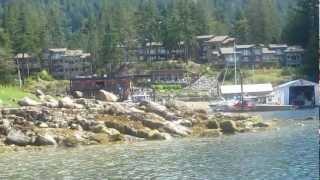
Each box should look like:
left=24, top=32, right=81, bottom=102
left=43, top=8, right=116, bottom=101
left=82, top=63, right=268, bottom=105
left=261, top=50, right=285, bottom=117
left=0, top=94, right=271, bottom=149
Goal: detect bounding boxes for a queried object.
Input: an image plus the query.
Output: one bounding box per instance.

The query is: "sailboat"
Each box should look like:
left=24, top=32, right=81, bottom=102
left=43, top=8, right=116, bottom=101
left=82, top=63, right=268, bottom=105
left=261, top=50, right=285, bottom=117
left=209, top=42, right=293, bottom=112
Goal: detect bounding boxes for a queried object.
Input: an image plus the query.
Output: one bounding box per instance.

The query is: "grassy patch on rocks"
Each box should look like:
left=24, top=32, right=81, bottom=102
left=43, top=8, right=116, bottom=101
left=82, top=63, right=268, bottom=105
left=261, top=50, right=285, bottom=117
left=0, top=86, right=37, bottom=107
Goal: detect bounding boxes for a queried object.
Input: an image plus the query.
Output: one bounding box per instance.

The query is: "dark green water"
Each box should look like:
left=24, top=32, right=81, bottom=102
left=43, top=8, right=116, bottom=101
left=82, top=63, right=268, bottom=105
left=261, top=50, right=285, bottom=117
left=0, top=115, right=318, bottom=179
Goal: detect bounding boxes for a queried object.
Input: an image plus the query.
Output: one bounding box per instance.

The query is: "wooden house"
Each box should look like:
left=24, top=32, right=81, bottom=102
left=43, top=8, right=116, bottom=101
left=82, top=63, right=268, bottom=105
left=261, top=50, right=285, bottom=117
left=43, top=48, right=92, bottom=79
left=14, top=53, right=41, bottom=79
left=70, top=76, right=132, bottom=100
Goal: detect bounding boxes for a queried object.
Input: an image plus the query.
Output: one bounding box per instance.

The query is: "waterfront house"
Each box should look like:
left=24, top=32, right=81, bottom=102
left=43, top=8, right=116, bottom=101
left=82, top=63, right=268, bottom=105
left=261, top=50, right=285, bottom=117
left=272, top=79, right=319, bottom=107
left=284, top=46, right=304, bottom=67
left=197, top=35, right=235, bottom=63
left=70, top=76, right=132, bottom=100
left=218, top=47, right=241, bottom=66
left=220, top=83, right=273, bottom=103
left=43, top=48, right=92, bottom=79
left=268, top=44, right=288, bottom=64
left=14, top=53, right=41, bottom=79
left=261, top=48, right=280, bottom=66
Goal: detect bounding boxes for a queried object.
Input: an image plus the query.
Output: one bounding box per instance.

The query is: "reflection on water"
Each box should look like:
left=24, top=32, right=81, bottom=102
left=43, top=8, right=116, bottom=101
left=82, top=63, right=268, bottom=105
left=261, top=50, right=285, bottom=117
left=0, top=111, right=318, bottom=180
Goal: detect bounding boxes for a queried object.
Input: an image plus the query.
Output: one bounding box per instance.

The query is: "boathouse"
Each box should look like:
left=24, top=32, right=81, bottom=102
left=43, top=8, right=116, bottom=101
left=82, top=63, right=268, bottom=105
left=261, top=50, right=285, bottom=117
left=70, top=76, right=132, bottom=100
left=272, top=79, right=319, bottom=107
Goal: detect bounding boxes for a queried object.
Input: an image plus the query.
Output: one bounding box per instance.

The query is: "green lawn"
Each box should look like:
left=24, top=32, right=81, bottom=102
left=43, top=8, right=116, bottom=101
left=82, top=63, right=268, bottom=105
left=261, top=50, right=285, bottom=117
left=0, top=86, right=36, bottom=107
left=223, top=68, right=297, bottom=86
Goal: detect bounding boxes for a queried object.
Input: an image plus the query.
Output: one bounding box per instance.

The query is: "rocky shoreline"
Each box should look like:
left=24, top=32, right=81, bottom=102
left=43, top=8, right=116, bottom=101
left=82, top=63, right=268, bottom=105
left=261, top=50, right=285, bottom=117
left=0, top=90, right=274, bottom=153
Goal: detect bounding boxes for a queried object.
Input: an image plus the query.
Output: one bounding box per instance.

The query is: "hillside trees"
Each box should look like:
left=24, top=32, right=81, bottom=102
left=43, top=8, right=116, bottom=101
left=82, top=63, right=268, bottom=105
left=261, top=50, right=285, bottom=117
left=282, top=0, right=318, bottom=82
left=245, top=0, right=281, bottom=44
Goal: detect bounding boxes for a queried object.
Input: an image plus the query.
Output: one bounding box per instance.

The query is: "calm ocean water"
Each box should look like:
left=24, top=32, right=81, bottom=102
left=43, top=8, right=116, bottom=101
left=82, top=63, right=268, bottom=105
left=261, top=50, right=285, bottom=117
left=0, top=110, right=318, bottom=180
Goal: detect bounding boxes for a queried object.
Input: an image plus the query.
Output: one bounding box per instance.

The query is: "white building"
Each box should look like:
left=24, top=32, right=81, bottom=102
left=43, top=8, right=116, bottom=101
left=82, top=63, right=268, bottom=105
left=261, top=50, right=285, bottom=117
left=220, top=83, right=273, bottom=103
left=272, top=79, right=319, bottom=106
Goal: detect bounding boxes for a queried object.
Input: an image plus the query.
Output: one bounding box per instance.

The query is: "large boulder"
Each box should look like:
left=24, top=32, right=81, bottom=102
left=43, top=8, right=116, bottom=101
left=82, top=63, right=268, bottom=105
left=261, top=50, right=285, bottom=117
left=162, top=121, right=191, bottom=136
left=34, top=133, right=57, bottom=146
left=43, top=96, right=59, bottom=108
left=140, top=101, right=178, bottom=121
left=5, top=129, right=32, bottom=146
left=58, top=97, right=83, bottom=109
left=18, top=97, right=40, bottom=107
left=148, top=130, right=172, bottom=140
left=96, top=90, right=118, bottom=102
left=220, top=120, right=238, bottom=134
left=207, top=120, right=219, bottom=129
left=72, top=91, right=84, bottom=99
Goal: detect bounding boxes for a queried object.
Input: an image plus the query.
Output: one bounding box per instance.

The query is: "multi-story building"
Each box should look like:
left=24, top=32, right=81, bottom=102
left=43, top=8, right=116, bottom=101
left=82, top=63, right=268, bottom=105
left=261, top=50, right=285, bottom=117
left=197, top=35, right=235, bottom=63
left=284, top=46, right=304, bottom=67
left=43, top=48, right=92, bottom=79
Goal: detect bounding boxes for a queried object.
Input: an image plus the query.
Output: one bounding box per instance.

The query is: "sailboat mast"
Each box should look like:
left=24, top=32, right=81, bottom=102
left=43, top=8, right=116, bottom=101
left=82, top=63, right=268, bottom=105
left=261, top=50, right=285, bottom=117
left=234, top=41, right=237, bottom=85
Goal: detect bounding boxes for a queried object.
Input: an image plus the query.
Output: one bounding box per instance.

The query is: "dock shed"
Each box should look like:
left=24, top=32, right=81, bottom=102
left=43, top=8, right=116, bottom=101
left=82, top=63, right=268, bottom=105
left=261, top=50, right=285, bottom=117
left=272, top=79, right=319, bottom=107
left=220, top=83, right=273, bottom=102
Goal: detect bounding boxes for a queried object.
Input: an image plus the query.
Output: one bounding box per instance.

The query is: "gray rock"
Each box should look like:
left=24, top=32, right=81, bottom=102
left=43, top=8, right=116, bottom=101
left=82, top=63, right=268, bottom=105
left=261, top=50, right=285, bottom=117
left=5, top=129, right=32, bottom=146
left=96, top=90, right=118, bottom=102
left=43, top=97, right=59, bottom=108
left=73, top=91, right=84, bottom=99
left=140, top=101, right=178, bottom=121
left=220, top=120, right=238, bottom=134
left=38, top=122, right=49, bottom=128
left=62, top=137, right=79, bottom=147
left=58, top=97, right=83, bottom=109
left=148, top=130, right=172, bottom=140
left=162, top=121, right=191, bottom=136
left=207, top=120, right=219, bottom=129
left=18, top=97, right=40, bottom=107
left=177, top=119, right=193, bottom=127
left=253, top=122, right=270, bottom=128
left=34, top=134, right=57, bottom=146
left=35, top=89, right=45, bottom=97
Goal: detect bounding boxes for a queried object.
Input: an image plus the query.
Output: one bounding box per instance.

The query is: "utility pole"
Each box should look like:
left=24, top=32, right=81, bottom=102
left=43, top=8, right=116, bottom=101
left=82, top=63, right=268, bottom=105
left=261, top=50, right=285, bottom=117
left=234, top=41, right=237, bottom=85
left=16, top=59, right=22, bottom=88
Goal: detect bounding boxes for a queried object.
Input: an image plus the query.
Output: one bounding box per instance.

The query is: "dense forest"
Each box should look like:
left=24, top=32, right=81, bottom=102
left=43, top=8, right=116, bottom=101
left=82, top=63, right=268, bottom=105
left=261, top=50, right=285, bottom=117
left=0, top=0, right=318, bottom=82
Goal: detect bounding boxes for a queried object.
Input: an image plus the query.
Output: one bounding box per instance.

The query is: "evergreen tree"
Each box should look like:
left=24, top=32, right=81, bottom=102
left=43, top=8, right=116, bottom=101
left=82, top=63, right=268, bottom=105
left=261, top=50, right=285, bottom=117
left=0, top=28, right=14, bottom=84
left=246, top=0, right=281, bottom=44
left=282, top=0, right=318, bottom=82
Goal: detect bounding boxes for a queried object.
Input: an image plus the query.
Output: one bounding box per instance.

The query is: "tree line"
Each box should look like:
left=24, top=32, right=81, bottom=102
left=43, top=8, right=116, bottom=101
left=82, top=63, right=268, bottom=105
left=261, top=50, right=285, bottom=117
left=0, top=0, right=317, bottom=83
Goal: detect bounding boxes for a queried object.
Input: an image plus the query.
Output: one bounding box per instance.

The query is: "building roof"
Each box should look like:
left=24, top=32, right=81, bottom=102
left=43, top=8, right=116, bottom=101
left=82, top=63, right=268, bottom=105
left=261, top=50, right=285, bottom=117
left=15, top=53, right=31, bottom=59
left=146, top=42, right=163, bottom=47
left=274, top=79, right=318, bottom=90
left=196, top=35, right=214, bottom=40
left=48, top=48, right=68, bottom=53
left=221, top=83, right=273, bottom=95
left=222, top=38, right=235, bottom=44
left=64, top=50, right=84, bottom=56
left=220, top=47, right=240, bottom=55
left=206, top=36, right=229, bottom=43
left=284, top=46, right=304, bottom=53
left=262, top=48, right=276, bottom=54
left=236, top=44, right=255, bottom=49
left=150, top=69, right=187, bottom=73
left=268, top=44, right=288, bottom=49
